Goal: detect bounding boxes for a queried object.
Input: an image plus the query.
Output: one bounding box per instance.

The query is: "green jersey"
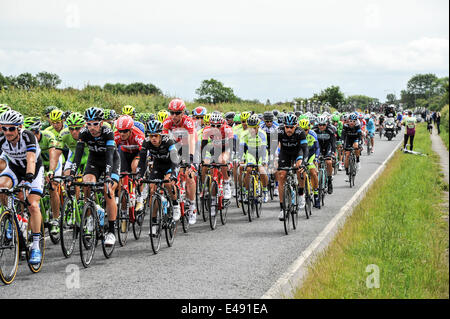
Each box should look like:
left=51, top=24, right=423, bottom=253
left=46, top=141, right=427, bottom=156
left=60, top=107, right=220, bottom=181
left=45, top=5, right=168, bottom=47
left=37, top=130, right=60, bottom=167
left=59, top=128, right=89, bottom=164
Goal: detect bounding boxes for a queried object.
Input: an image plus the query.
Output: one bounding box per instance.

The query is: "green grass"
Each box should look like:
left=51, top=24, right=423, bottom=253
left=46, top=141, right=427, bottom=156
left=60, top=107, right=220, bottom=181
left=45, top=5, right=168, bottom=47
left=293, top=124, right=449, bottom=299
left=439, top=105, right=449, bottom=151
left=1, top=88, right=290, bottom=118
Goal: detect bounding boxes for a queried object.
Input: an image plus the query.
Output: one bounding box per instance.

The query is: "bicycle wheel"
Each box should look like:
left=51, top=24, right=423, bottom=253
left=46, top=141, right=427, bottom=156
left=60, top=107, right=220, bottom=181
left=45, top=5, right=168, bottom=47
left=208, top=181, right=217, bottom=230
left=164, top=200, right=177, bottom=247
left=117, top=190, right=130, bottom=247
left=60, top=195, right=78, bottom=258
left=220, top=196, right=228, bottom=225
left=0, top=211, right=19, bottom=285
left=254, top=175, right=262, bottom=218
left=240, top=181, right=248, bottom=216
left=149, top=195, right=162, bottom=254
left=320, top=169, right=326, bottom=208
left=269, top=174, right=274, bottom=201
left=348, top=156, right=354, bottom=188
left=133, top=197, right=146, bottom=240
left=247, top=176, right=255, bottom=222
left=304, top=177, right=312, bottom=219
left=79, top=204, right=97, bottom=268
left=181, top=201, right=190, bottom=233
left=292, top=185, right=299, bottom=230
left=201, top=176, right=210, bottom=222
left=26, top=215, right=45, bottom=273
left=283, top=183, right=292, bottom=235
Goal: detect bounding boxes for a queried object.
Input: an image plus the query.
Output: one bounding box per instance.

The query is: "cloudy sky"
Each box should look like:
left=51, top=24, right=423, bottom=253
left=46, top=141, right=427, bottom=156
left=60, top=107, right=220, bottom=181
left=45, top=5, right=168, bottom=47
left=0, top=0, right=448, bottom=102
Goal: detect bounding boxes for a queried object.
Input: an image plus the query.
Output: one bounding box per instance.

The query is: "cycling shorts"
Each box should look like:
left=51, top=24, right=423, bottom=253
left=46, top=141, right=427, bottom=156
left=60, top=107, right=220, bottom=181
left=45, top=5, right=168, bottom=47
left=149, top=161, right=173, bottom=180
left=119, top=150, right=140, bottom=173
left=84, top=152, right=120, bottom=183
left=306, top=154, right=316, bottom=171
left=278, top=151, right=299, bottom=168
left=0, top=165, right=45, bottom=197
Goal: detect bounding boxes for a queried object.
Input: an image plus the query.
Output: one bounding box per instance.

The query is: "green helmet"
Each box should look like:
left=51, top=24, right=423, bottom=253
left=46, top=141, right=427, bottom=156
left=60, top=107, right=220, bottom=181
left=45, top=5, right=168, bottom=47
left=66, top=112, right=85, bottom=127
left=44, top=105, right=58, bottom=116
left=103, top=109, right=112, bottom=120
left=0, top=104, right=11, bottom=115
left=234, top=113, right=241, bottom=122
left=23, top=116, right=42, bottom=131
left=332, top=114, right=340, bottom=122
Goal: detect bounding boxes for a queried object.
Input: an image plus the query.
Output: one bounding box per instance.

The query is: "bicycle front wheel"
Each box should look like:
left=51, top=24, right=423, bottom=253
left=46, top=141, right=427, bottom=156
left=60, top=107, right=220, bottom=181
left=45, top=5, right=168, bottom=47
left=304, top=176, right=312, bottom=219
left=164, top=200, right=177, bottom=247
left=60, top=195, right=78, bottom=258
left=0, top=211, right=19, bottom=285
left=149, top=195, right=162, bottom=254
left=79, top=204, right=97, bottom=268
left=209, top=181, right=217, bottom=230
left=117, top=190, right=130, bottom=247
left=27, top=217, right=45, bottom=273
left=283, top=184, right=292, bottom=235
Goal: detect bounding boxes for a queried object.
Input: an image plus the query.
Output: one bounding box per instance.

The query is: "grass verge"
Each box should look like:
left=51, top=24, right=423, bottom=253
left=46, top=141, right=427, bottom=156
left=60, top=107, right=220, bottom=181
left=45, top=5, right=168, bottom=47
left=293, top=124, right=449, bottom=299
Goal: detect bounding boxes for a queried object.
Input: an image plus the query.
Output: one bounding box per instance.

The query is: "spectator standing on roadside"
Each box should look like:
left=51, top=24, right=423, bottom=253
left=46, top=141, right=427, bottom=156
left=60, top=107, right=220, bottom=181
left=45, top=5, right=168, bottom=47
left=402, top=111, right=417, bottom=151
left=436, top=112, right=441, bottom=134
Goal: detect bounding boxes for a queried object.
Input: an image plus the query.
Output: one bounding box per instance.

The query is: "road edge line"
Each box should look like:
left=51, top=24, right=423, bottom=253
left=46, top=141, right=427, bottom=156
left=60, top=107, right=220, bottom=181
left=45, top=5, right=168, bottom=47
left=261, top=139, right=403, bottom=299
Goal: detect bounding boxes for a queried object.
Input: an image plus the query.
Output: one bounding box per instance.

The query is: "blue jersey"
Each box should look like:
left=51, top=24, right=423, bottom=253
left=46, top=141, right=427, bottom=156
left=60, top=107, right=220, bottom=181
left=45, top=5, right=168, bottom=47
left=259, top=121, right=279, bottom=133
left=134, top=121, right=145, bottom=134
left=366, top=118, right=376, bottom=133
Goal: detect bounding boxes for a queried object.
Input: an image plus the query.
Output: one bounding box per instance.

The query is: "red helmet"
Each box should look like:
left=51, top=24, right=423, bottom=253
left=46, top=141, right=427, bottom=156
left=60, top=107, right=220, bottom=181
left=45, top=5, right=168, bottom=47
left=168, top=99, right=186, bottom=112
left=116, top=115, right=134, bottom=130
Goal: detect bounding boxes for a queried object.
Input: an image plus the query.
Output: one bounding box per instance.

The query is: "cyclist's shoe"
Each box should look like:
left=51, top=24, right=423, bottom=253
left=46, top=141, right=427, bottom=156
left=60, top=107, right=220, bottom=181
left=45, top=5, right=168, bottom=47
left=188, top=211, right=197, bottom=225
left=278, top=210, right=285, bottom=221
left=150, top=225, right=159, bottom=237
left=345, top=168, right=349, bottom=175
left=327, top=179, right=333, bottom=194
left=172, top=205, right=181, bottom=222
left=211, top=205, right=216, bottom=217
left=224, top=183, right=232, bottom=200
left=298, top=195, right=305, bottom=209
left=338, top=162, right=344, bottom=171
left=274, top=187, right=279, bottom=196
left=50, top=219, right=60, bottom=235
left=314, top=195, right=320, bottom=209
left=135, top=201, right=144, bottom=212
left=29, top=249, right=42, bottom=265
left=263, top=190, right=269, bottom=203
left=104, top=232, right=116, bottom=247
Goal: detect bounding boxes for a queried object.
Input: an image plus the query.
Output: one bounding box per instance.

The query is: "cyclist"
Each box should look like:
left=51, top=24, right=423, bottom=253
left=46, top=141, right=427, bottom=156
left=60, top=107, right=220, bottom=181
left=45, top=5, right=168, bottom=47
left=312, top=115, right=336, bottom=194
left=162, top=99, right=197, bottom=224
left=331, top=113, right=344, bottom=171
left=200, top=112, right=234, bottom=212
left=342, top=113, right=362, bottom=174
left=122, top=105, right=145, bottom=134
left=114, top=115, right=146, bottom=212
left=41, top=105, right=58, bottom=130
left=0, top=110, right=44, bottom=264
left=260, top=111, right=280, bottom=196
left=103, top=109, right=117, bottom=129
left=68, top=107, right=120, bottom=247
left=239, top=114, right=269, bottom=203
left=298, top=118, right=321, bottom=209
left=365, top=114, right=376, bottom=153
left=192, top=106, right=207, bottom=131
left=225, top=112, right=235, bottom=127
left=24, top=117, right=64, bottom=236
left=136, top=120, right=180, bottom=234
left=276, top=113, right=308, bottom=220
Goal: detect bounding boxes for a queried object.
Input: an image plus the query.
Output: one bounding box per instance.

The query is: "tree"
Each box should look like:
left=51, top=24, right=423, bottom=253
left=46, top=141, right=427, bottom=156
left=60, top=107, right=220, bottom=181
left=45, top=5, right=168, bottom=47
left=15, top=73, right=39, bottom=90
left=36, top=71, right=61, bottom=89
left=195, top=78, right=237, bottom=104
left=406, top=73, right=438, bottom=100
left=386, top=93, right=397, bottom=104
left=0, top=72, right=10, bottom=90
left=312, top=85, right=345, bottom=108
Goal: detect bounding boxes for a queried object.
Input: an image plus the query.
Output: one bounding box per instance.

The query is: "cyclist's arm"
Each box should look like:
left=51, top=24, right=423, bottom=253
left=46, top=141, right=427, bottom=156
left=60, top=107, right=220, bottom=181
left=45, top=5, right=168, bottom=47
left=104, top=139, right=116, bottom=178
left=26, top=151, right=36, bottom=177
left=48, top=147, right=59, bottom=173
left=70, top=140, right=85, bottom=176
left=136, top=143, right=148, bottom=178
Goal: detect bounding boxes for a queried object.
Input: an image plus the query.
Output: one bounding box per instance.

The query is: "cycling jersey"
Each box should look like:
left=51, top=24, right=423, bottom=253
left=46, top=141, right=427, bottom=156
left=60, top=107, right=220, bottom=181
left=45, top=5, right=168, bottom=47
left=71, top=125, right=119, bottom=182
left=259, top=121, right=279, bottom=155
left=136, top=135, right=179, bottom=180
left=342, top=123, right=362, bottom=148
left=37, top=130, right=61, bottom=167
left=162, top=115, right=195, bottom=144
left=277, top=126, right=308, bottom=167
left=59, top=128, right=89, bottom=172
left=239, top=129, right=268, bottom=164
left=366, top=118, right=376, bottom=134
left=133, top=121, right=145, bottom=134
left=201, top=124, right=233, bottom=161
left=312, top=125, right=336, bottom=156
left=114, top=126, right=145, bottom=153
left=306, top=130, right=320, bottom=161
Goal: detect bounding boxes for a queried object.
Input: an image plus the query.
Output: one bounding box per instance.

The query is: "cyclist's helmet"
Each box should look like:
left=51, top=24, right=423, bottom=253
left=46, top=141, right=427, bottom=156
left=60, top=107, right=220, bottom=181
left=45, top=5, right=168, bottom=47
left=284, top=114, right=297, bottom=126
left=103, top=109, right=112, bottom=120
left=84, top=107, right=104, bottom=121
left=23, top=117, right=42, bottom=131
left=272, top=109, right=279, bottom=117
left=240, top=111, right=251, bottom=122
left=0, top=110, right=24, bottom=125
left=317, top=115, right=328, bottom=125
left=157, top=110, right=169, bottom=123
left=204, top=113, right=211, bottom=125
left=147, top=120, right=164, bottom=134
left=247, top=114, right=260, bottom=127
left=49, top=109, right=64, bottom=122
left=116, top=115, right=134, bottom=130
left=349, top=114, right=358, bottom=121
left=193, top=106, right=207, bottom=116
left=263, top=111, right=274, bottom=121
left=122, top=105, right=135, bottom=116
left=209, top=112, right=223, bottom=125
left=66, top=112, right=85, bottom=127
left=110, top=109, right=117, bottom=120
left=0, top=104, right=11, bottom=114
left=298, top=118, right=310, bottom=130
left=44, top=105, right=57, bottom=116
left=225, top=112, right=235, bottom=120
left=294, top=111, right=302, bottom=117
left=168, top=98, right=186, bottom=112
left=364, top=114, right=370, bottom=120
left=331, top=114, right=340, bottom=122
left=149, top=113, right=156, bottom=121
left=234, top=113, right=241, bottom=123
left=63, top=110, right=72, bottom=119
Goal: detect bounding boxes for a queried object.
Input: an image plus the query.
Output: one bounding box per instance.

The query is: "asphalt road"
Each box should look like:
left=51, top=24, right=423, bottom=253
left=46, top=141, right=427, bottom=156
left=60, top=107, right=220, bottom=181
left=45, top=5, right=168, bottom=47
left=1, top=132, right=401, bottom=298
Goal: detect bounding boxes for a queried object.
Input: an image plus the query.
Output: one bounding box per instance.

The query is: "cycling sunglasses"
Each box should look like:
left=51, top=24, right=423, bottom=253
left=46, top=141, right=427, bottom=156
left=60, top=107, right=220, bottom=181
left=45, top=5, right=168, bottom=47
left=149, top=134, right=161, bottom=138
left=195, top=116, right=204, bottom=119
left=285, top=125, right=295, bottom=129
left=118, top=129, right=131, bottom=134
left=318, top=123, right=327, bottom=126
left=210, top=124, right=221, bottom=128
left=69, top=126, right=82, bottom=131
left=1, top=126, right=18, bottom=132
left=86, top=122, right=101, bottom=127
left=170, top=111, right=182, bottom=115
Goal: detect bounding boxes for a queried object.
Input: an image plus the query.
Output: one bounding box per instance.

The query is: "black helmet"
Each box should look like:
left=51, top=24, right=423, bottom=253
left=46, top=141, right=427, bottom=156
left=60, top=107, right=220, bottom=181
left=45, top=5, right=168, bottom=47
left=84, top=107, right=104, bottom=121
left=263, top=111, right=274, bottom=121
left=225, top=112, right=235, bottom=120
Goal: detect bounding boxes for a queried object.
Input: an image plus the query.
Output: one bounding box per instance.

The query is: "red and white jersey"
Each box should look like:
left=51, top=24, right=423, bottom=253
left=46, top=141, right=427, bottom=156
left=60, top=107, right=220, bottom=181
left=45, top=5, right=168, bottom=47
left=114, top=126, right=145, bottom=153
left=162, top=115, right=195, bottom=144
left=202, top=124, right=233, bottom=146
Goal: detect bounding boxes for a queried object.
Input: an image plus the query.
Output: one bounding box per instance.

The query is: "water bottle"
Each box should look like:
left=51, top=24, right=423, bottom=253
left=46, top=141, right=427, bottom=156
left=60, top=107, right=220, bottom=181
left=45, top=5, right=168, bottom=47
left=291, top=187, right=296, bottom=205
left=161, top=197, right=168, bottom=215
left=96, top=204, right=105, bottom=227
left=18, top=214, right=28, bottom=239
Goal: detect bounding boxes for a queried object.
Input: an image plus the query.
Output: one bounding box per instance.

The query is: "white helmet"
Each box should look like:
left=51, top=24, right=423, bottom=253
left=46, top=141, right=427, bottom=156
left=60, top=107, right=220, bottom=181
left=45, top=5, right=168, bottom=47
left=209, top=112, right=223, bottom=125
left=0, top=110, right=24, bottom=125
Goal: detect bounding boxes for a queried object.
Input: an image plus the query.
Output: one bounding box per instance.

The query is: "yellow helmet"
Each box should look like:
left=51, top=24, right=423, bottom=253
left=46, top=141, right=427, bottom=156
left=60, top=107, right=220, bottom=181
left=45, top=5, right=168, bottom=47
left=299, top=118, right=310, bottom=130
left=240, top=111, right=251, bottom=122
left=157, top=110, right=169, bottom=123
left=204, top=113, right=211, bottom=125
left=49, top=109, right=64, bottom=122
left=122, top=105, right=135, bottom=116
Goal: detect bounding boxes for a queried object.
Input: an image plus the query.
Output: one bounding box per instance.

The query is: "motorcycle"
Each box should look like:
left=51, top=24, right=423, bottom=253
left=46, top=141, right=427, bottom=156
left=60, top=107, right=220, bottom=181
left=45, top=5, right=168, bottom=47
left=384, top=120, right=396, bottom=141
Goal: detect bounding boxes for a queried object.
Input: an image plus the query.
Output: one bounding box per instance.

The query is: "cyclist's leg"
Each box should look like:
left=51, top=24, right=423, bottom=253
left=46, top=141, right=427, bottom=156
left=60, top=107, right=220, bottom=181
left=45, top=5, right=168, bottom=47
left=0, top=170, right=15, bottom=205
